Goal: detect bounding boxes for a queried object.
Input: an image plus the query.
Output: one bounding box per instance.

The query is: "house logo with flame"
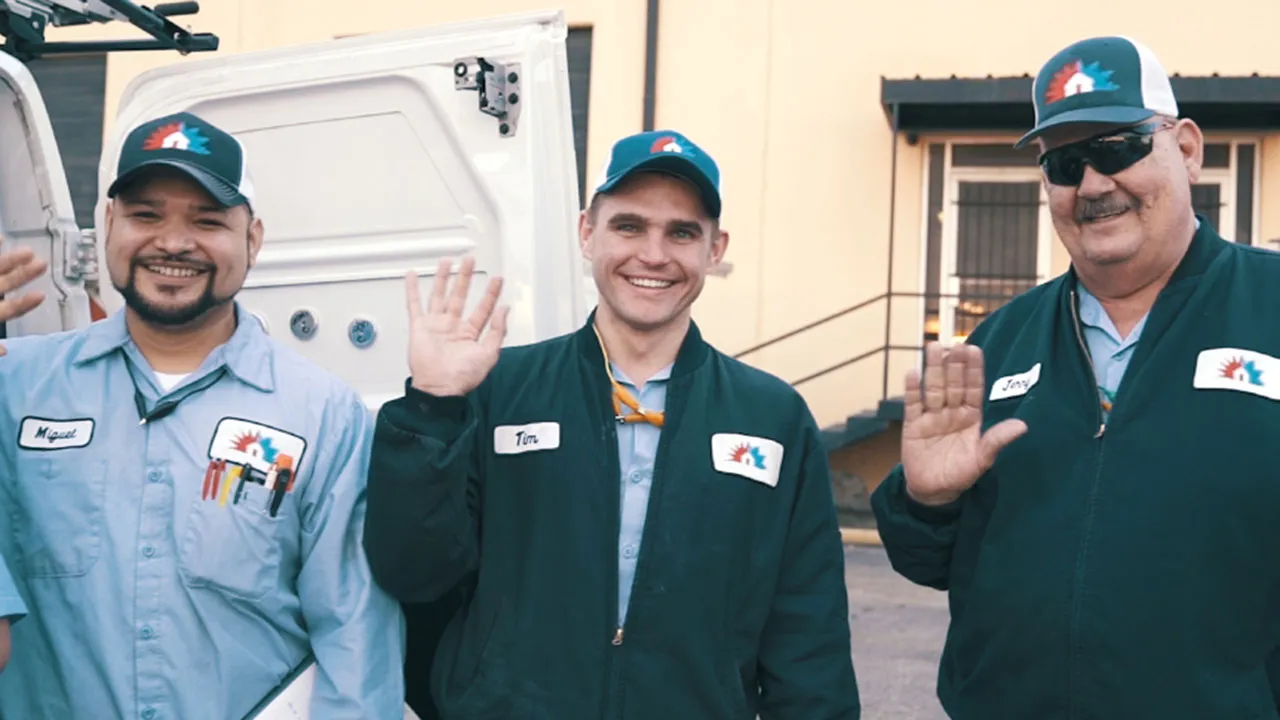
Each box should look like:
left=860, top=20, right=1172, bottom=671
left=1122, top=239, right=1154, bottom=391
left=1045, top=59, right=1120, bottom=104
left=202, top=417, right=309, bottom=517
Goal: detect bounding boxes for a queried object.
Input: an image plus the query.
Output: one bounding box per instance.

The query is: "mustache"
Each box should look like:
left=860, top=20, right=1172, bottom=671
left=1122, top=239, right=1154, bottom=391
left=1075, top=194, right=1138, bottom=223
left=131, top=253, right=216, bottom=272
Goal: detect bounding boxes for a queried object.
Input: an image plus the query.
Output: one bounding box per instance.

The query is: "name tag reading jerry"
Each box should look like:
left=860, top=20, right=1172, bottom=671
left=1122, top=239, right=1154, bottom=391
left=988, top=363, right=1042, bottom=402
left=18, top=417, right=95, bottom=450
left=493, top=422, right=561, bottom=455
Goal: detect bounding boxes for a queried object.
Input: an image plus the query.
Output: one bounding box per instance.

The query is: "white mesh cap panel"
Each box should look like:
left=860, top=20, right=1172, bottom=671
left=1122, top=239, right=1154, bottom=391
left=1120, top=35, right=1179, bottom=117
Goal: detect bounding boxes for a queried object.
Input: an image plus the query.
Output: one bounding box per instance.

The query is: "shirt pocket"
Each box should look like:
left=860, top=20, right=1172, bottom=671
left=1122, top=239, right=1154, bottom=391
left=10, top=456, right=109, bottom=578
left=177, top=497, right=288, bottom=602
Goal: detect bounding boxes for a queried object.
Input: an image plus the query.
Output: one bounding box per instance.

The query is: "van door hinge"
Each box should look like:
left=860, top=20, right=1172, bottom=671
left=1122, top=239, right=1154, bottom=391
left=453, top=56, right=522, bottom=138
left=63, top=226, right=97, bottom=284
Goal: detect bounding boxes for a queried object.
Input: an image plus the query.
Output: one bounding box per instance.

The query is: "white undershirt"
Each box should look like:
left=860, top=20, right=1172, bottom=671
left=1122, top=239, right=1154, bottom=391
left=154, top=372, right=191, bottom=393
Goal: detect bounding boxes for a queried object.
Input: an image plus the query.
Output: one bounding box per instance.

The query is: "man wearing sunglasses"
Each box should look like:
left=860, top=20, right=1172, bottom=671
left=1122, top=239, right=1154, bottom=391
left=873, top=35, right=1280, bottom=719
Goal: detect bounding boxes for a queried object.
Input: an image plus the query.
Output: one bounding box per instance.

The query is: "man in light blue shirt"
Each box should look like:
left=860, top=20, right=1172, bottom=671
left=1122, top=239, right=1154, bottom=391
left=0, top=111, right=405, bottom=718
left=0, top=556, right=25, bottom=674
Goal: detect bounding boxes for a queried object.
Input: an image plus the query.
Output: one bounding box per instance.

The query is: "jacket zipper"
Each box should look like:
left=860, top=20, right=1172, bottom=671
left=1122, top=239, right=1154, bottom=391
left=601, top=416, right=625, bottom=717
left=1069, top=289, right=1105, bottom=438
left=1066, top=288, right=1109, bottom=720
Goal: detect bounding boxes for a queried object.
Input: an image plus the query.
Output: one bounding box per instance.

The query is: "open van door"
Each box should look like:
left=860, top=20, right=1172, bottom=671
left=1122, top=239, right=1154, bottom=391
left=0, top=50, right=93, bottom=339
left=99, top=10, right=588, bottom=410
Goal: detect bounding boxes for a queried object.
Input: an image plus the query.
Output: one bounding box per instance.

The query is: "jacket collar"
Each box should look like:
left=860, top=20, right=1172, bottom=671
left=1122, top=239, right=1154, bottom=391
left=574, top=307, right=710, bottom=381
left=73, top=302, right=275, bottom=392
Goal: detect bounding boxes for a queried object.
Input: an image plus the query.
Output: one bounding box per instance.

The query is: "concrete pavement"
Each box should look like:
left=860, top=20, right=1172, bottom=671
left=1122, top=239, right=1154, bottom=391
left=845, top=544, right=950, bottom=720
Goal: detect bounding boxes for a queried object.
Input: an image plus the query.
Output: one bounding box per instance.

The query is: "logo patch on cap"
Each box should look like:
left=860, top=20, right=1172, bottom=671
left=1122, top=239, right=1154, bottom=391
left=1045, top=59, right=1119, bottom=103
left=649, top=136, right=683, bottom=154
left=142, top=121, right=211, bottom=156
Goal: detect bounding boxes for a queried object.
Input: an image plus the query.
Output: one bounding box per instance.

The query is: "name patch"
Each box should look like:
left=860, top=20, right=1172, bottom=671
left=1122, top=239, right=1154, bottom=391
left=989, top=363, right=1042, bottom=401
left=18, top=417, right=95, bottom=450
left=711, top=433, right=784, bottom=488
left=1192, top=347, right=1280, bottom=401
left=493, top=422, right=561, bottom=455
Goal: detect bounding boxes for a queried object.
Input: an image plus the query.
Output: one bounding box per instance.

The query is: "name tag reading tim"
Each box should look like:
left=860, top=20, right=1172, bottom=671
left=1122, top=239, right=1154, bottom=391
left=493, top=422, right=561, bottom=455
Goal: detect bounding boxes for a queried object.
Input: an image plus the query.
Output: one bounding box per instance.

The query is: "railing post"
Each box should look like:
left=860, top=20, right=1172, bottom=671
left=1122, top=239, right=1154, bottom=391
left=882, top=102, right=900, bottom=401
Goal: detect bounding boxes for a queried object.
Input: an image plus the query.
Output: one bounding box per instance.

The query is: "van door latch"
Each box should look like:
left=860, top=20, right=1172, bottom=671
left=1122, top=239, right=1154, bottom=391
left=453, top=56, right=522, bottom=138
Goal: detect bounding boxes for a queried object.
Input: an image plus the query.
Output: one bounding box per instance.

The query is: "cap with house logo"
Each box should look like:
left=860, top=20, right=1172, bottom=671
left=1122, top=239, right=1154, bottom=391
left=107, top=111, right=256, bottom=208
left=593, top=130, right=722, bottom=219
left=1014, top=36, right=1179, bottom=149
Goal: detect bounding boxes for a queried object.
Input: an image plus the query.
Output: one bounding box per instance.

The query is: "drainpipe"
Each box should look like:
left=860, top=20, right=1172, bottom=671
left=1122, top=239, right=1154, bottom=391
left=881, top=102, right=900, bottom=401
left=642, top=0, right=659, bottom=130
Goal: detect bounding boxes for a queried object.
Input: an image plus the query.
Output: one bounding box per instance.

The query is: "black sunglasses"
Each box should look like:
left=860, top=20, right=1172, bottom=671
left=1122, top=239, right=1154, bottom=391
left=1038, top=121, right=1173, bottom=186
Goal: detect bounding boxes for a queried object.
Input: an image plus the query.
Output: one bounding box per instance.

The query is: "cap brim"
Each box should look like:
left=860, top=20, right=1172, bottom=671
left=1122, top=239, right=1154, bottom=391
left=596, top=155, right=721, bottom=219
left=107, top=158, right=248, bottom=208
left=1014, top=106, right=1158, bottom=149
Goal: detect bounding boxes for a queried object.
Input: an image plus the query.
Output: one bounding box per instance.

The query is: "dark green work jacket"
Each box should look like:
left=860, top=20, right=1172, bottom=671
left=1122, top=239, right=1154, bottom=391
left=873, top=218, right=1280, bottom=719
left=365, top=314, right=860, bottom=719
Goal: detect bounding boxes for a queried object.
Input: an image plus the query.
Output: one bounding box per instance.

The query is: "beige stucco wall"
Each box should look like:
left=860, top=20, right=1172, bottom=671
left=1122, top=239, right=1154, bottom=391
left=47, top=0, right=1280, bottom=428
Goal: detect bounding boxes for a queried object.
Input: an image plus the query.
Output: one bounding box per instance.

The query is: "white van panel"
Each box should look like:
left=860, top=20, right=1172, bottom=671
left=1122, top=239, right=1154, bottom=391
left=0, top=51, right=91, bottom=338
left=101, top=10, right=587, bottom=409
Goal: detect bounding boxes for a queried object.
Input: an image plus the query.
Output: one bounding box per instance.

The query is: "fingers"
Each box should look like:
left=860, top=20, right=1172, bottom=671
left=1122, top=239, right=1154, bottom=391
left=978, top=418, right=1028, bottom=469
left=902, top=368, right=923, bottom=424
left=0, top=291, right=45, bottom=324
left=922, top=342, right=946, bottom=412
left=427, top=258, right=452, bottom=313
left=405, top=271, right=424, bottom=321
left=466, top=276, right=503, bottom=334
left=444, top=256, right=475, bottom=318
left=944, top=346, right=967, bottom=408
left=482, top=304, right=510, bottom=352
left=0, top=248, right=48, bottom=296
left=963, top=345, right=986, bottom=408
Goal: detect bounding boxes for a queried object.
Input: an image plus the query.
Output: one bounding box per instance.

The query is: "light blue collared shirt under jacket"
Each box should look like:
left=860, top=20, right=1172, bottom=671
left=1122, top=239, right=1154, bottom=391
left=0, top=304, right=405, bottom=719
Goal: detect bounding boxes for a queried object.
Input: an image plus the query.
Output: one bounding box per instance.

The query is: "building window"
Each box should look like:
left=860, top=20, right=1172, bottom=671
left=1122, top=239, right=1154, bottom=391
left=922, top=142, right=1050, bottom=344
left=1193, top=139, right=1259, bottom=244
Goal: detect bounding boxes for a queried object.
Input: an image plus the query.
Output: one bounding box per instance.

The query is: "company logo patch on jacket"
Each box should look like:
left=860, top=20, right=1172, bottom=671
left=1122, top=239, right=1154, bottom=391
left=711, top=433, right=784, bottom=488
left=493, top=422, right=561, bottom=454
left=17, top=417, right=95, bottom=450
left=989, top=363, right=1042, bottom=401
left=201, top=417, right=308, bottom=517
left=1193, top=347, right=1280, bottom=400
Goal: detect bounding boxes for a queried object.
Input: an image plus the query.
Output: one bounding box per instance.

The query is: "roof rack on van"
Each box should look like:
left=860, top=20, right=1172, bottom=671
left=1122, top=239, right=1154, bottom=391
left=0, top=0, right=218, bottom=61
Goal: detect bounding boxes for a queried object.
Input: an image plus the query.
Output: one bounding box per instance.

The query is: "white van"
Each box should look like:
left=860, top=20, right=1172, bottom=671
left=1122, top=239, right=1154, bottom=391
left=0, top=8, right=594, bottom=410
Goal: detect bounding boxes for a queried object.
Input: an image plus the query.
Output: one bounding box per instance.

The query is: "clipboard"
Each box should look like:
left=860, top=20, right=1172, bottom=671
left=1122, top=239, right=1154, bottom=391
left=243, top=654, right=420, bottom=720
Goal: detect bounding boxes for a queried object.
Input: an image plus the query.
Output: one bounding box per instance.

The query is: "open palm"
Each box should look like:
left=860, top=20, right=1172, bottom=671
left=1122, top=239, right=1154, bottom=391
left=900, top=342, right=1027, bottom=506
left=405, top=256, right=509, bottom=398
left=0, top=235, right=48, bottom=325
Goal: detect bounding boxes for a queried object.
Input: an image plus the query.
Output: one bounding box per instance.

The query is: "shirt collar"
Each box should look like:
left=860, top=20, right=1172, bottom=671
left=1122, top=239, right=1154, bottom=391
left=72, top=303, right=275, bottom=392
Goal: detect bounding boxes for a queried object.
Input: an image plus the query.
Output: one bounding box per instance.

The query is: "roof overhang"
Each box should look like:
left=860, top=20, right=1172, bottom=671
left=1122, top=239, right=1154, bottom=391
left=881, top=75, right=1280, bottom=133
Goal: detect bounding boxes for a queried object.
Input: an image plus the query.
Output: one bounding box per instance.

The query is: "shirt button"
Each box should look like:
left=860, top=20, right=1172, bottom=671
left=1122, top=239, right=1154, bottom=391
left=142, top=709, right=156, bottom=720
left=147, top=469, right=163, bottom=483
left=140, top=626, right=154, bottom=640
left=623, top=545, right=636, bottom=559
left=628, top=471, right=643, bottom=484
left=142, top=545, right=155, bottom=558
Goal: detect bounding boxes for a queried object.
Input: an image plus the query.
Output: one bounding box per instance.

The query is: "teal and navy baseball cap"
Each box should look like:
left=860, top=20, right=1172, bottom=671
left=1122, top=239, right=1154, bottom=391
left=107, top=111, right=256, bottom=208
left=593, top=130, right=722, bottom=218
left=1014, top=36, right=1179, bottom=149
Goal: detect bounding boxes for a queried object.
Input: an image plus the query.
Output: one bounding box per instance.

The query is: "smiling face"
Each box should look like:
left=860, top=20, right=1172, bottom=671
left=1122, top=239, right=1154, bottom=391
left=104, top=166, right=264, bottom=329
left=1037, top=117, right=1203, bottom=275
left=579, top=171, right=728, bottom=336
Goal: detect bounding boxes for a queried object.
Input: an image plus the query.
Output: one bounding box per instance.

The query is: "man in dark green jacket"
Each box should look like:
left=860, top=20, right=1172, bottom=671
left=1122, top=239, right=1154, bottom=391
left=873, top=35, right=1280, bottom=719
left=365, top=129, right=860, bottom=719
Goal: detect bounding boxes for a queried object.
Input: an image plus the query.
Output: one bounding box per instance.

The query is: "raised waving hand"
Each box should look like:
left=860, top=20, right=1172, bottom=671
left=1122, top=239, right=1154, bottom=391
left=405, top=256, right=509, bottom=397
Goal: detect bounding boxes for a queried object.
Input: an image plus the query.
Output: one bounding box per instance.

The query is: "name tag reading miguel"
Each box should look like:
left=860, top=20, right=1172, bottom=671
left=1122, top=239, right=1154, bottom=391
left=989, top=363, right=1042, bottom=401
left=493, top=422, right=561, bottom=455
left=18, top=417, right=95, bottom=450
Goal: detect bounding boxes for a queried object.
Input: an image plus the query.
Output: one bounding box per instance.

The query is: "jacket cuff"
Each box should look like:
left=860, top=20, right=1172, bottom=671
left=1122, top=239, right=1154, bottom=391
left=378, top=377, right=473, bottom=442
left=887, top=468, right=965, bottom=525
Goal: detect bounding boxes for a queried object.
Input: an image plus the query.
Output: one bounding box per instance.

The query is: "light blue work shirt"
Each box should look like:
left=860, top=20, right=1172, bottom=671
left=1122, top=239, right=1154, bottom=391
left=0, top=304, right=405, bottom=719
left=1077, top=284, right=1148, bottom=419
left=0, top=555, right=25, bottom=622
left=611, top=362, right=671, bottom=626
